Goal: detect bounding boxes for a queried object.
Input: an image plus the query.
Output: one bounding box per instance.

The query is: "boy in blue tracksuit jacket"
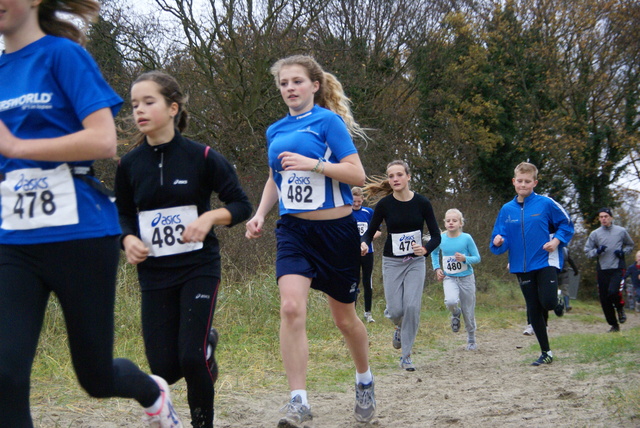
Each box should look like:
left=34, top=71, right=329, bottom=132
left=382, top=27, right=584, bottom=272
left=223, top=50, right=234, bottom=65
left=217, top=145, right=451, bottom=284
left=491, top=162, right=574, bottom=366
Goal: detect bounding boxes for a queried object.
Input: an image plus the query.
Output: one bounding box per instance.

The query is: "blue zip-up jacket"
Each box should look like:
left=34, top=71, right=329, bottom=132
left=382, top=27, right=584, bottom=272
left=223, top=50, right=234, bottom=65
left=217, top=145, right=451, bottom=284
left=490, top=192, right=574, bottom=273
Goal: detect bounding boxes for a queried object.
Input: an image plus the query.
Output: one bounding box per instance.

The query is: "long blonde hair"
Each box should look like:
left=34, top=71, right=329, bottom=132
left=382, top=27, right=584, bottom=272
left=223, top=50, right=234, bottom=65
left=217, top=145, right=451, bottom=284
left=270, top=55, right=369, bottom=141
left=363, top=160, right=410, bottom=204
left=38, top=0, right=100, bottom=45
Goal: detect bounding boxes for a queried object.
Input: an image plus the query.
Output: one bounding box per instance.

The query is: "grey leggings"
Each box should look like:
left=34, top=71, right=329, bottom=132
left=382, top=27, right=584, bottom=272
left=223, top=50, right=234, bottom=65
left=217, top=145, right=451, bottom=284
left=382, top=256, right=425, bottom=358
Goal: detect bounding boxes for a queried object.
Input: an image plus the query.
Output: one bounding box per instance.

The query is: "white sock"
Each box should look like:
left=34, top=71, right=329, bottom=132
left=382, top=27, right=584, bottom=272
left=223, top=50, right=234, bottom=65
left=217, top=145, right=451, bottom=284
left=291, top=390, right=308, bottom=407
left=145, top=393, right=163, bottom=414
left=144, top=376, right=164, bottom=414
left=356, top=367, right=373, bottom=385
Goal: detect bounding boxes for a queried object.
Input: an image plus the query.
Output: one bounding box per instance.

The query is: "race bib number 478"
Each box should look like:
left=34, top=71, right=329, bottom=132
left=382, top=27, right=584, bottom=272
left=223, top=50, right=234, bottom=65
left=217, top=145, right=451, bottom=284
left=138, top=205, right=203, bottom=257
left=1, top=164, right=79, bottom=230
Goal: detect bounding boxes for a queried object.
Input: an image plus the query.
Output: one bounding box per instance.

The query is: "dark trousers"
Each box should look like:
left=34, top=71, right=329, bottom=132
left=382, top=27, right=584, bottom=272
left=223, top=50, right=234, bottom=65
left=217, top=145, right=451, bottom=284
left=597, top=268, right=623, bottom=327
left=358, top=252, right=374, bottom=312
left=517, top=266, right=558, bottom=353
left=0, top=237, right=158, bottom=428
left=141, top=276, right=219, bottom=428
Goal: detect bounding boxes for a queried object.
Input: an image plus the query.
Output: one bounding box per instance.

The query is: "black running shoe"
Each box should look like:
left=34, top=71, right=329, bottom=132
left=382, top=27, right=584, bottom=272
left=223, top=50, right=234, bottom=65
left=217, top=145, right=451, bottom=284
left=617, top=307, right=627, bottom=324
left=531, top=352, right=553, bottom=366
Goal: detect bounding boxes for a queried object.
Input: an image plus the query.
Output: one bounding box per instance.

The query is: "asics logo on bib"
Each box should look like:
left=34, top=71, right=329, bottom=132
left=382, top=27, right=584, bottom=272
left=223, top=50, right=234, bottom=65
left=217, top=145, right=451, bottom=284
left=13, top=174, right=49, bottom=192
left=398, top=234, right=415, bottom=242
left=150, top=212, right=183, bottom=227
left=0, top=93, right=53, bottom=112
left=287, top=173, right=311, bottom=185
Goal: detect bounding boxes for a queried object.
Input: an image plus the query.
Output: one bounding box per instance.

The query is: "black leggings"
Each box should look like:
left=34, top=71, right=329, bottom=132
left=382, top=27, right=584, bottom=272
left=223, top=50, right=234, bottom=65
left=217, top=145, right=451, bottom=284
left=0, top=237, right=159, bottom=428
left=517, top=266, right=558, bottom=353
left=357, top=252, right=374, bottom=312
left=141, top=276, right=219, bottom=428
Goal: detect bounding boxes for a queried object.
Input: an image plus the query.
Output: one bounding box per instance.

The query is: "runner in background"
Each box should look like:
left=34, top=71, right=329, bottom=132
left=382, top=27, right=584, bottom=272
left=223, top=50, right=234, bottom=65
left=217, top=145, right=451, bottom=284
left=351, top=186, right=381, bottom=323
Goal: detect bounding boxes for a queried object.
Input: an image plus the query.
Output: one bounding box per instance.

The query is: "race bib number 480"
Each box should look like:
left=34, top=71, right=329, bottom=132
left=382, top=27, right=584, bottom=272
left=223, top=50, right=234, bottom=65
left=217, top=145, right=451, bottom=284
left=138, top=205, right=203, bottom=257
left=442, top=255, right=468, bottom=275
left=1, top=164, right=79, bottom=230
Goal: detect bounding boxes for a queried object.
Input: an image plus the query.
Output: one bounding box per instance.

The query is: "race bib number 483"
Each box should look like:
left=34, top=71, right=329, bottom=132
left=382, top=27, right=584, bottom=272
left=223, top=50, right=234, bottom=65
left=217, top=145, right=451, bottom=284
left=1, top=164, right=79, bottom=230
left=138, top=205, right=203, bottom=257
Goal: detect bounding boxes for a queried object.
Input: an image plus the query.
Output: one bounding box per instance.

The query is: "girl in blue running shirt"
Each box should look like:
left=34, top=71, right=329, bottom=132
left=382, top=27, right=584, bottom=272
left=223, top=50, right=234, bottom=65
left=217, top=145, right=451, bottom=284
left=245, top=55, right=376, bottom=425
left=0, top=1, right=182, bottom=427
left=431, top=209, right=481, bottom=350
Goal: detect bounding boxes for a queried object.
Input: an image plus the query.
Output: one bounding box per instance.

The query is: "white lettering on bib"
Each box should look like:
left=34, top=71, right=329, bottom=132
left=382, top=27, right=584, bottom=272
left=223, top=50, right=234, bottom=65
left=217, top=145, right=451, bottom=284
left=1, top=164, right=79, bottom=230
left=442, top=255, right=468, bottom=275
left=280, top=170, right=326, bottom=210
left=138, top=205, right=203, bottom=257
left=391, top=230, right=421, bottom=256
left=357, top=221, right=368, bottom=236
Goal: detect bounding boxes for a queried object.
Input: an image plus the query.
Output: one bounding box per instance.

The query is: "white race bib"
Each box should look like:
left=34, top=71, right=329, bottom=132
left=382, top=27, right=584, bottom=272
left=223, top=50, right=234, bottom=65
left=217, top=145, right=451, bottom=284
left=357, top=221, right=368, bottom=236
left=1, top=164, right=79, bottom=230
left=138, top=205, right=203, bottom=257
left=280, top=170, right=326, bottom=210
left=391, top=230, right=421, bottom=256
left=442, top=255, right=468, bottom=275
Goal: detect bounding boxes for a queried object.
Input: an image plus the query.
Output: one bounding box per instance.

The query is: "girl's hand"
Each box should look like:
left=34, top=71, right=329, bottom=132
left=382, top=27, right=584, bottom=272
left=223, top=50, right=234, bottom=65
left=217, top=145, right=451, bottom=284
left=122, top=235, right=149, bottom=265
left=454, top=252, right=466, bottom=262
left=436, top=268, right=445, bottom=281
left=278, top=151, right=316, bottom=171
left=181, top=215, right=214, bottom=243
left=245, top=215, right=265, bottom=239
left=411, top=242, right=427, bottom=256
left=543, top=237, right=561, bottom=253
left=493, top=234, right=504, bottom=247
left=360, top=241, right=369, bottom=256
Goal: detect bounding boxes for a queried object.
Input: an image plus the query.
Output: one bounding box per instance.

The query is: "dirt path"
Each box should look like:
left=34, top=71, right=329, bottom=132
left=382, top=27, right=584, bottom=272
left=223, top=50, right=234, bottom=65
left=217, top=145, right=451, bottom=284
left=33, top=312, right=639, bottom=427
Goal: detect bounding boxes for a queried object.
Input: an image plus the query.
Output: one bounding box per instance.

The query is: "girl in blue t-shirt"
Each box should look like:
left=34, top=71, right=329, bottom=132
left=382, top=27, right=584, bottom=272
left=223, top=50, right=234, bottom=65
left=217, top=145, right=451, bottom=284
left=0, top=1, right=182, bottom=426
left=351, top=186, right=381, bottom=323
left=431, top=209, right=481, bottom=350
left=245, top=55, right=376, bottom=425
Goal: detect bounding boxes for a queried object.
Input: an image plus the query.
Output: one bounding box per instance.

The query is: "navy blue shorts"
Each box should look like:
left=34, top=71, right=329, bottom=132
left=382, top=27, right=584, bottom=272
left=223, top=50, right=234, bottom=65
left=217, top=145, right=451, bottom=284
left=275, top=214, right=360, bottom=303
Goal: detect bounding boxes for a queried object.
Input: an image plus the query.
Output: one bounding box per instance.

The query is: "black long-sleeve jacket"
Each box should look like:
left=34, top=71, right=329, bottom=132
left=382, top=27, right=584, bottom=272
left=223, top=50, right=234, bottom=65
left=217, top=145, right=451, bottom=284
left=114, top=131, right=252, bottom=289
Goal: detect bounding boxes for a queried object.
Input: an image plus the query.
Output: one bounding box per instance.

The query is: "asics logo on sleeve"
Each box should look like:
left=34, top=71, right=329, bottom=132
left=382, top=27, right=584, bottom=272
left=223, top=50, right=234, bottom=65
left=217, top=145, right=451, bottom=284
left=173, top=179, right=188, bottom=185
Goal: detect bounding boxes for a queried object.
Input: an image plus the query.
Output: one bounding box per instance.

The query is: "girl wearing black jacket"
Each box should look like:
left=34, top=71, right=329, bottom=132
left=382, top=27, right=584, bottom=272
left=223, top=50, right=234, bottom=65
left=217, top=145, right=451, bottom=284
left=115, top=71, right=252, bottom=427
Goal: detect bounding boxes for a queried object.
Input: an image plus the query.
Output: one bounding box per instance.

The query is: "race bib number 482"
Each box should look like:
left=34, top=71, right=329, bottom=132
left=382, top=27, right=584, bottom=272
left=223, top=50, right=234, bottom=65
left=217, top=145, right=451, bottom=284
left=1, top=164, right=79, bottom=230
left=138, top=205, right=203, bottom=257
left=279, top=170, right=326, bottom=210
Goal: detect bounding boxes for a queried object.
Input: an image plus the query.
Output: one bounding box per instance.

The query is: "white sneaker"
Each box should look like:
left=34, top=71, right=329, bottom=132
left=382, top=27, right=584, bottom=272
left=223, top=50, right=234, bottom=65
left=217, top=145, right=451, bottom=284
left=523, top=324, right=535, bottom=336
left=144, top=375, right=183, bottom=428
left=364, top=312, right=375, bottom=323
